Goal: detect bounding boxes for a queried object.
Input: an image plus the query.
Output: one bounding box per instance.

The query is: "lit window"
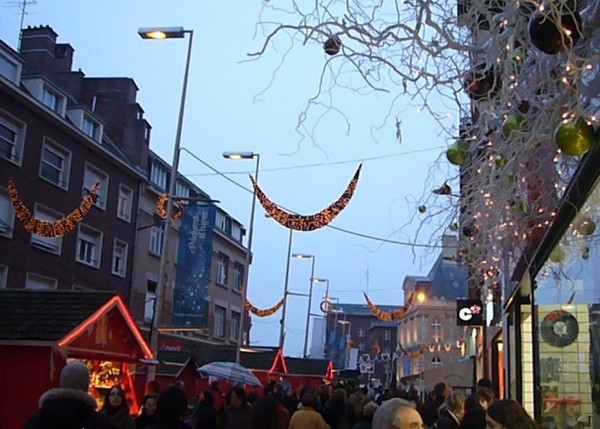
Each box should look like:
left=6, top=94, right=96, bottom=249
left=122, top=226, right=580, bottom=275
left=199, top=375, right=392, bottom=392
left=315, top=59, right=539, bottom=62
left=214, top=305, right=226, bottom=338
left=149, top=226, right=164, bottom=256
left=31, top=205, right=63, bottom=254
left=431, top=318, right=442, bottom=343
left=76, top=224, right=102, bottom=268
left=145, top=281, right=157, bottom=322
left=39, top=140, right=71, bottom=188
left=232, top=262, right=244, bottom=292
left=0, top=187, right=15, bottom=238
left=150, top=162, right=167, bottom=190
left=117, top=184, right=132, bottom=222
left=0, top=112, right=25, bottom=165
left=82, top=115, right=101, bottom=141
left=41, top=85, right=64, bottom=114
left=230, top=311, right=241, bottom=341
left=217, top=254, right=229, bottom=285
left=112, top=239, right=128, bottom=277
left=26, top=272, right=57, bottom=290
left=83, top=164, right=108, bottom=209
left=0, top=264, right=7, bottom=288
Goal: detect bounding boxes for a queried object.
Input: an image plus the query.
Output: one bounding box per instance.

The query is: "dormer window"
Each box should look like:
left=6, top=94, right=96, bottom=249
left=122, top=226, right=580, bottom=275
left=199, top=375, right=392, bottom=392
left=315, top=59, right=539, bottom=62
left=42, top=85, right=64, bottom=113
left=23, top=78, right=67, bottom=117
left=66, top=108, right=103, bottom=142
left=0, top=49, right=22, bottom=84
left=82, top=114, right=101, bottom=141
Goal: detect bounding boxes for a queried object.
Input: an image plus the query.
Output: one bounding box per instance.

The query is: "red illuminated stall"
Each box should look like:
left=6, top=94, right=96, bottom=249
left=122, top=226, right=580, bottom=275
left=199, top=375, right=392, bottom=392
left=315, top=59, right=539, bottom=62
left=0, top=289, right=153, bottom=429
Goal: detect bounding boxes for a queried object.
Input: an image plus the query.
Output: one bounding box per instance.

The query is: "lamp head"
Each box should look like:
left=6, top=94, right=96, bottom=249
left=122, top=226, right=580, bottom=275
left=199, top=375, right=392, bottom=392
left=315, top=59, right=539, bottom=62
left=138, top=26, right=186, bottom=39
left=417, top=291, right=427, bottom=303
left=293, top=253, right=314, bottom=259
left=223, top=151, right=256, bottom=160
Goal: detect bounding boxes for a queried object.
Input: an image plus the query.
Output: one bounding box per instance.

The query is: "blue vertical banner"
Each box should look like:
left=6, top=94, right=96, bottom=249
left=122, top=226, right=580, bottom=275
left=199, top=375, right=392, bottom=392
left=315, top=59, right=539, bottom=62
left=172, top=203, right=215, bottom=327
left=325, top=325, right=347, bottom=370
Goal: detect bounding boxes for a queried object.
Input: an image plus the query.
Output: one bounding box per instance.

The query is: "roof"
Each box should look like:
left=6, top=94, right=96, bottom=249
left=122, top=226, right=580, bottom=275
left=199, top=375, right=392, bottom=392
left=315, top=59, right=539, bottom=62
left=156, top=350, right=195, bottom=377
left=176, top=341, right=280, bottom=371
left=285, top=357, right=331, bottom=376
left=368, top=321, right=398, bottom=329
left=0, top=289, right=118, bottom=341
left=330, top=303, right=402, bottom=316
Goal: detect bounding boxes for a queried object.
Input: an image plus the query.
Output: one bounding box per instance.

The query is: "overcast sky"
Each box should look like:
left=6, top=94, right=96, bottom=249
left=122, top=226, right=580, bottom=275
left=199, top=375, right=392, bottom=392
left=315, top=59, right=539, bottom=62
left=1, top=1, right=458, bottom=357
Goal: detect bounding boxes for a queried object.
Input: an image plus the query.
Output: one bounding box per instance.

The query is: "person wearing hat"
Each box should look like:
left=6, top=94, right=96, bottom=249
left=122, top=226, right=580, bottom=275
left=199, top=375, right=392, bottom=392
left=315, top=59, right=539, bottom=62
left=24, top=361, right=116, bottom=429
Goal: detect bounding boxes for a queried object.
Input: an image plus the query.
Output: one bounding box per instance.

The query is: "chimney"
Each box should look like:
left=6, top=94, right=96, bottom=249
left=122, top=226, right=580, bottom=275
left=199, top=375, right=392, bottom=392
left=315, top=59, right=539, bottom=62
left=19, top=26, right=75, bottom=76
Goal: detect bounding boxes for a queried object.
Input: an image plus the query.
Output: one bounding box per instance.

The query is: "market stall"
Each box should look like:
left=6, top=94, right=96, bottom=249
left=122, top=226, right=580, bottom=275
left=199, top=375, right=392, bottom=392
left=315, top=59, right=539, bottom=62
left=0, top=289, right=153, bottom=429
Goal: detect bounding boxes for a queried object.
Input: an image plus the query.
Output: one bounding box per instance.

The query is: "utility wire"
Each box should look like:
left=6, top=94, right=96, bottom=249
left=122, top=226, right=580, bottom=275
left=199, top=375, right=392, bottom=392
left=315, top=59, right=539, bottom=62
left=180, top=147, right=445, bottom=248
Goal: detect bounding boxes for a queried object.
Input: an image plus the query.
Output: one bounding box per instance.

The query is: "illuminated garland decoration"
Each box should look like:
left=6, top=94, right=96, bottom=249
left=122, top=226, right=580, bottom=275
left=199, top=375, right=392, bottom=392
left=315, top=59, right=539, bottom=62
left=397, top=341, right=425, bottom=360
left=245, top=297, right=285, bottom=317
left=157, top=194, right=184, bottom=220
left=8, top=178, right=99, bottom=237
left=363, top=291, right=414, bottom=321
left=250, top=164, right=362, bottom=231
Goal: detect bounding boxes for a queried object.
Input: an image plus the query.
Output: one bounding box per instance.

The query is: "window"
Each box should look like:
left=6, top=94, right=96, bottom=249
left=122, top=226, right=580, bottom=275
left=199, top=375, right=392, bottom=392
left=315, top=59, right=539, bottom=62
left=431, top=356, right=442, bottom=368
left=231, top=222, right=243, bottom=242
left=26, top=272, right=57, bottom=290
left=82, top=114, right=101, bottom=141
left=175, top=181, right=190, bottom=198
left=384, top=330, right=392, bottom=341
left=31, top=205, right=63, bottom=254
left=358, top=329, right=365, bottom=338
left=214, top=305, right=226, bottom=338
left=39, top=140, right=71, bottom=188
left=150, top=162, right=167, bottom=190
left=0, top=112, right=25, bottom=164
left=149, top=226, right=164, bottom=256
left=145, top=281, right=157, bottom=322
left=117, top=184, right=132, bottom=222
left=0, top=264, right=7, bottom=288
left=0, top=188, right=14, bottom=238
left=41, top=85, right=64, bottom=114
left=0, top=50, right=21, bottom=83
left=230, top=311, right=241, bottom=341
left=232, top=262, right=244, bottom=292
left=216, top=211, right=231, bottom=233
left=83, top=164, right=108, bottom=209
left=431, top=318, right=442, bottom=343
left=112, top=239, right=128, bottom=277
left=217, top=253, right=229, bottom=285
left=76, top=224, right=102, bottom=268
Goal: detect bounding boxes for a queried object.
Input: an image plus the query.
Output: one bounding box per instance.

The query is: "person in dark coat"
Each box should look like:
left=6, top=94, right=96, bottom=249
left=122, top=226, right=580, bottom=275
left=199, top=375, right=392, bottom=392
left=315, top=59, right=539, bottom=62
left=223, top=386, right=251, bottom=429
left=101, top=385, right=135, bottom=429
left=420, top=382, right=451, bottom=428
left=194, top=390, right=217, bottom=429
left=24, top=361, right=116, bottom=429
left=135, top=394, right=159, bottom=429
left=352, top=401, right=378, bottom=429
left=323, top=388, right=351, bottom=429
left=436, top=392, right=464, bottom=429
left=460, top=388, right=493, bottom=429
left=144, top=385, right=190, bottom=429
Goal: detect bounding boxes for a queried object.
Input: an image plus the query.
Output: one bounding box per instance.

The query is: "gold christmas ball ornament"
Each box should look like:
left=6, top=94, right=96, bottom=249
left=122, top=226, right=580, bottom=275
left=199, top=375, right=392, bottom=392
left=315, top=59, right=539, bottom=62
left=574, top=216, right=596, bottom=236
left=555, top=117, right=595, bottom=156
left=502, top=114, right=528, bottom=139
left=446, top=141, right=469, bottom=165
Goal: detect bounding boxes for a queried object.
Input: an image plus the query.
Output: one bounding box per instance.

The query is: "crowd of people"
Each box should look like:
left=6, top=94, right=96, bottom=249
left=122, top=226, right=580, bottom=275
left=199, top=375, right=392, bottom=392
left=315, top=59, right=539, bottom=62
left=23, top=362, right=541, bottom=429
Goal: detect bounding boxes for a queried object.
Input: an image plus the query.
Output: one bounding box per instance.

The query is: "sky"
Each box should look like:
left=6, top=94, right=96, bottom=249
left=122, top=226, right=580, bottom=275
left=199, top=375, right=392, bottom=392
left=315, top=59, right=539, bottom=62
left=0, top=1, right=459, bottom=357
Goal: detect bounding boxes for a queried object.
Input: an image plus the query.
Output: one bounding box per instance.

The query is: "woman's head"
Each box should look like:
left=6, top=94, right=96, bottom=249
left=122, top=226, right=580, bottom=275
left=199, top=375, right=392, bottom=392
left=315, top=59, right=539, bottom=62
left=141, top=394, right=158, bottom=415
left=107, top=385, right=127, bottom=409
left=486, top=399, right=539, bottom=429
left=445, top=392, right=465, bottom=420
left=156, top=385, right=188, bottom=421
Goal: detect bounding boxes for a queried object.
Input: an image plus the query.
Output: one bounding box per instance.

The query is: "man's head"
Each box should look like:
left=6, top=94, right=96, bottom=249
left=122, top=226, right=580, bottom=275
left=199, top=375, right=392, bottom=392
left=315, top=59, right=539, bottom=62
left=60, top=362, right=90, bottom=392
left=372, top=398, right=424, bottom=429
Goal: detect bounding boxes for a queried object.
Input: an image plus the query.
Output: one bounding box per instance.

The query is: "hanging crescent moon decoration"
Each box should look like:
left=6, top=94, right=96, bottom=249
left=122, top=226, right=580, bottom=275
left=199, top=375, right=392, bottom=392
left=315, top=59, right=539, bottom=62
left=364, top=292, right=414, bottom=321
left=250, top=164, right=362, bottom=231
left=244, top=297, right=285, bottom=317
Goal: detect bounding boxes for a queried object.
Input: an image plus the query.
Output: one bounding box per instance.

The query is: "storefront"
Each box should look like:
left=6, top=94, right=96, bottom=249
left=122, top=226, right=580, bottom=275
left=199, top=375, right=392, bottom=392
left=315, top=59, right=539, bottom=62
left=0, top=289, right=153, bottom=429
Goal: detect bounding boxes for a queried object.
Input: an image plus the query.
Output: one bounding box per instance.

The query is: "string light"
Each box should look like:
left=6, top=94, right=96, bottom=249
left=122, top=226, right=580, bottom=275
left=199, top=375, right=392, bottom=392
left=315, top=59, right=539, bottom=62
left=244, top=297, right=284, bottom=317
left=363, top=291, right=415, bottom=321
left=156, top=193, right=184, bottom=220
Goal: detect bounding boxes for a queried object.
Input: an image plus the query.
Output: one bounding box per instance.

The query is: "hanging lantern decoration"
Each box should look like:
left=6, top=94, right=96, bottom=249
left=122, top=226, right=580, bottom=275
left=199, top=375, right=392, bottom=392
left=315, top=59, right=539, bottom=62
left=502, top=114, right=528, bottom=139
left=250, top=164, right=362, bottom=231
left=363, top=292, right=414, bottom=321
left=446, top=140, right=469, bottom=165
left=8, top=178, right=99, bottom=237
left=574, top=216, right=596, bottom=236
left=463, top=64, right=499, bottom=100
left=157, top=194, right=184, bottom=220
left=244, top=297, right=284, bottom=317
left=323, top=35, right=342, bottom=55
left=554, top=117, right=595, bottom=156
left=528, top=8, right=582, bottom=55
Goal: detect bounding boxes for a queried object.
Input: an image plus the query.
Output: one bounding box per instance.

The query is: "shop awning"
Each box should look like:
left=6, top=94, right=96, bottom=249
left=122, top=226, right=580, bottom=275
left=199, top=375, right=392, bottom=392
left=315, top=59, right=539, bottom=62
left=0, top=289, right=153, bottom=363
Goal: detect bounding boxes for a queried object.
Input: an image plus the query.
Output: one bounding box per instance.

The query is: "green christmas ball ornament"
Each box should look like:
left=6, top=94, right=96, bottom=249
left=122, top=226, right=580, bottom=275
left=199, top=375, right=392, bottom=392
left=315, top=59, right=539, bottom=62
left=502, top=114, right=528, bottom=139
left=418, top=205, right=427, bottom=213
left=446, top=141, right=469, bottom=166
left=495, top=154, right=508, bottom=168
left=554, top=117, right=595, bottom=156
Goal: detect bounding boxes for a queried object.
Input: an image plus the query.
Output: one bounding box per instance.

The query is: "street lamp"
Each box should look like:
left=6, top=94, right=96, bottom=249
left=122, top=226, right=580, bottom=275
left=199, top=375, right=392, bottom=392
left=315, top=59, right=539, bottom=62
left=138, top=26, right=194, bottom=381
left=293, top=253, right=316, bottom=358
left=223, top=151, right=260, bottom=364
left=278, top=228, right=294, bottom=350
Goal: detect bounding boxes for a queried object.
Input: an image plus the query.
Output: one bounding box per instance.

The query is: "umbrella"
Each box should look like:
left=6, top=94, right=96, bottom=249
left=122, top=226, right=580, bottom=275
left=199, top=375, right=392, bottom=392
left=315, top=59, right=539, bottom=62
left=197, top=361, right=262, bottom=387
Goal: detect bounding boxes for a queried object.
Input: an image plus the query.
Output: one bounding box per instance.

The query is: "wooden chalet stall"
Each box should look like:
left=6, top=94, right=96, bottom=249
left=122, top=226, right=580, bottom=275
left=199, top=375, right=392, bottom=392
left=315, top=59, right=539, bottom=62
left=283, top=357, right=335, bottom=390
left=0, top=290, right=153, bottom=429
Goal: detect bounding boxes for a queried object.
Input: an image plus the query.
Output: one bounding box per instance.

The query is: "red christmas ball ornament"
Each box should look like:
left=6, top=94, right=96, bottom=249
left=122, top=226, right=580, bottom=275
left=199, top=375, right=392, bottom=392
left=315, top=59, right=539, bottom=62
left=528, top=8, right=582, bottom=54
left=323, top=36, right=342, bottom=55
left=463, top=65, right=499, bottom=100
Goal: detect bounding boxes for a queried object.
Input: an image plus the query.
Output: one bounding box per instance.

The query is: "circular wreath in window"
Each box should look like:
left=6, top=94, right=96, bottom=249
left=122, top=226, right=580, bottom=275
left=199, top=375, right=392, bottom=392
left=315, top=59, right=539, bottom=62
left=541, top=310, right=579, bottom=348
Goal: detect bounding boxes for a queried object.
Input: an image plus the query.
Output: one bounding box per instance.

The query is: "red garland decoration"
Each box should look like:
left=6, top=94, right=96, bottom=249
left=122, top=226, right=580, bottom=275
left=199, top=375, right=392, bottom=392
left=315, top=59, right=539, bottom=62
left=8, top=178, right=99, bottom=237
left=156, top=193, right=184, bottom=220
left=363, top=291, right=414, bottom=321
left=250, top=164, right=362, bottom=231
left=244, top=297, right=284, bottom=317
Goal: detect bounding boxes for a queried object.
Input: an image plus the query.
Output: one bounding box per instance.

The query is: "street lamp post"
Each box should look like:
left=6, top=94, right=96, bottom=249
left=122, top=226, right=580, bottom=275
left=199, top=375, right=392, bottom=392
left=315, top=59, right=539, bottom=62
left=292, top=253, right=316, bottom=358
left=138, top=26, right=193, bottom=381
left=278, top=228, right=294, bottom=350
left=223, top=151, right=260, bottom=364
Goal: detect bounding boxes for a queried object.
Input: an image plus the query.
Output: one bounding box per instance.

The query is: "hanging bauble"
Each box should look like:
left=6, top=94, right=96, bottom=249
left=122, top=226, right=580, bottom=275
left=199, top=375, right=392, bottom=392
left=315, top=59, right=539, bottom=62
left=462, top=224, right=477, bottom=237
left=574, top=216, right=596, bottom=236
left=323, top=36, right=342, bottom=55
left=554, top=117, right=595, bottom=156
left=528, top=8, right=582, bottom=54
left=463, top=65, right=499, bottom=100
left=449, top=222, right=459, bottom=232
left=418, top=205, right=427, bottom=213
left=502, top=114, right=528, bottom=139
left=495, top=154, right=508, bottom=168
left=446, top=140, right=469, bottom=165
left=549, top=246, right=565, bottom=263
